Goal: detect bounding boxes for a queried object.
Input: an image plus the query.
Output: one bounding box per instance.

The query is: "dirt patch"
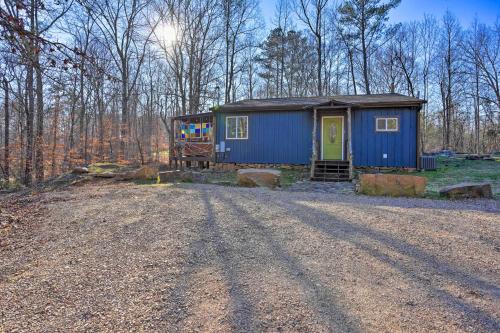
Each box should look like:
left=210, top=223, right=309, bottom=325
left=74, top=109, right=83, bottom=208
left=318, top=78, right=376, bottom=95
left=1, top=183, right=499, bottom=332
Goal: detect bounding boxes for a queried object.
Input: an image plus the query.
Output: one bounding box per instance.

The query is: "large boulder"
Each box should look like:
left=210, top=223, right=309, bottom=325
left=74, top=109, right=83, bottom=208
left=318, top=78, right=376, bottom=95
left=118, top=166, right=159, bottom=181
left=182, top=171, right=207, bottom=183
left=158, top=170, right=206, bottom=183
left=358, top=174, right=427, bottom=197
left=237, top=169, right=281, bottom=188
left=159, top=170, right=183, bottom=183
left=439, top=183, right=493, bottom=199
left=72, top=167, right=89, bottom=174
left=133, top=166, right=159, bottom=180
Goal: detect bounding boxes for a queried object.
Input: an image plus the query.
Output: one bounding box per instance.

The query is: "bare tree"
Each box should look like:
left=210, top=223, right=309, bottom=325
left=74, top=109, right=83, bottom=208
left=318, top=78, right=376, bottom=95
left=438, top=11, right=463, bottom=149
left=82, top=0, right=155, bottom=160
left=156, top=0, right=222, bottom=115
left=418, top=15, right=439, bottom=152
left=338, top=0, right=401, bottom=94
left=222, top=0, right=261, bottom=103
left=296, top=0, right=329, bottom=96
left=394, top=23, right=419, bottom=97
left=2, top=77, right=10, bottom=180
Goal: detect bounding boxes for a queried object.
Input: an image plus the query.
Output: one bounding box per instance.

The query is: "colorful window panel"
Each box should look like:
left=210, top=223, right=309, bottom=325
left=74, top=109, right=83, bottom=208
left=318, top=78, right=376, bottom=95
left=202, top=122, right=212, bottom=142
left=177, top=121, right=212, bottom=142
left=179, top=123, right=188, bottom=141
left=194, top=123, right=202, bottom=138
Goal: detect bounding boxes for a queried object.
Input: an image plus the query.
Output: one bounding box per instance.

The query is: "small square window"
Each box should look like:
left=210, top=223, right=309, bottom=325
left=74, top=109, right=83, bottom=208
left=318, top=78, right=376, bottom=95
left=376, top=117, right=398, bottom=132
left=226, top=116, right=248, bottom=139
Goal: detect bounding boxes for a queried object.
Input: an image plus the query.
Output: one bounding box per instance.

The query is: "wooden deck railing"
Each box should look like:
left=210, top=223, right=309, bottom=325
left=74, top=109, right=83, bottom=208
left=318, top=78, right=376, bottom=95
left=172, top=142, right=214, bottom=161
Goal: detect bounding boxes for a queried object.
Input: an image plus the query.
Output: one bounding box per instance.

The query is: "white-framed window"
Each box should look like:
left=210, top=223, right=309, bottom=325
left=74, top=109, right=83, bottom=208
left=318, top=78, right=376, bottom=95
left=376, top=117, right=399, bottom=132
left=226, top=116, right=248, bottom=139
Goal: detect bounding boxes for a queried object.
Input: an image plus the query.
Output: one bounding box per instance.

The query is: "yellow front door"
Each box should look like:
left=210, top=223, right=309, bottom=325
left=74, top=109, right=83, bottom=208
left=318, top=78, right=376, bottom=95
left=322, top=117, right=343, bottom=160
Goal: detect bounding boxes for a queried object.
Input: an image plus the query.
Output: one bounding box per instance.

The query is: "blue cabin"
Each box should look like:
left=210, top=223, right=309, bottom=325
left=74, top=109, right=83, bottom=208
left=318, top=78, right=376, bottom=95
left=169, top=94, right=426, bottom=181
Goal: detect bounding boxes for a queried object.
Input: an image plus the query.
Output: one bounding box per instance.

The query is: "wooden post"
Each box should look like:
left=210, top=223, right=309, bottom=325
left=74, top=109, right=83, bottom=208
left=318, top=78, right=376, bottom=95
left=310, top=107, right=318, bottom=179
left=416, top=108, right=421, bottom=170
left=169, top=117, right=175, bottom=168
left=347, top=107, right=353, bottom=180
left=186, top=118, right=190, bottom=169
left=212, top=113, right=217, bottom=165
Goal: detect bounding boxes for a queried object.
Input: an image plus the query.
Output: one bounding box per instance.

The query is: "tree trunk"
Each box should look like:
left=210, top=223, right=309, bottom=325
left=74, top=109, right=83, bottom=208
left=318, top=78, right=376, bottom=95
left=79, top=59, right=86, bottom=162
left=35, top=62, right=44, bottom=182
left=360, top=4, right=371, bottom=95
left=224, top=1, right=231, bottom=103
left=348, top=48, right=357, bottom=95
left=120, top=68, right=129, bottom=161
left=24, top=64, right=34, bottom=186
left=446, top=30, right=453, bottom=150
left=317, top=32, right=322, bottom=96
left=98, top=85, right=104, bottom=160
left=3, top=79, right=9, bottom=181
left=18, top=78, right=26, bottom=180
left=51, top=94, right=60, bottom=177
left=361, top=29, right=370, bottom=94
left=24, top=1, right=36, bottom=186
left=64, top=85, right=77, bottom=171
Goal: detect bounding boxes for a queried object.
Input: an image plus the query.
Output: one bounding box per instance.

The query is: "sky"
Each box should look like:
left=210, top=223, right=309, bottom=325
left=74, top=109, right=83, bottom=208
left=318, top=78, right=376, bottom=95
left=260, top=0, right=500, bottom=29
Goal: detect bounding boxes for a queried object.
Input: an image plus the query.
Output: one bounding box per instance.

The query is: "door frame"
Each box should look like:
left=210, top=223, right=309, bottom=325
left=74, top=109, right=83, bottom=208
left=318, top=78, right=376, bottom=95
left=321, top=116, right=345, bottom=160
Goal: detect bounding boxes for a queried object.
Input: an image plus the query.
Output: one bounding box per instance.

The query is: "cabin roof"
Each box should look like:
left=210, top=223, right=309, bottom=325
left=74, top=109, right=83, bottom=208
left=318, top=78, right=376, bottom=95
left=213, top=93, right=426, bottom=112
left=172, top=112, right=213, bottom=121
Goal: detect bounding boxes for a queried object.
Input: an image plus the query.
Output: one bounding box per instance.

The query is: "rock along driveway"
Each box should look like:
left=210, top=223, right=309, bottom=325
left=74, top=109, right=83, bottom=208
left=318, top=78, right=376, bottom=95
left=1, top=183, right=499, bottom=332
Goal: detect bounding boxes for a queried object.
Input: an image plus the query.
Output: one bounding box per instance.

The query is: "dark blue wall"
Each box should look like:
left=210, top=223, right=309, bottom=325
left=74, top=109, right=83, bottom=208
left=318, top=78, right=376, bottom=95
left=215, top=107, right=418, bottom=168
left=215, top=111, right=313, bottom=164
left=351, top=108, right=417, bottom=168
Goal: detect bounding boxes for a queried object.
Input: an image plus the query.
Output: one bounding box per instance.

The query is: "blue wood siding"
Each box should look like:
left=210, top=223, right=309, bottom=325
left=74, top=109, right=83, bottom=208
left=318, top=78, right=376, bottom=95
left=215, top=110, right=312, bottom=164
left=351, top=108, right=417, bottom=168
left=215, top=107, right=417, bottom=168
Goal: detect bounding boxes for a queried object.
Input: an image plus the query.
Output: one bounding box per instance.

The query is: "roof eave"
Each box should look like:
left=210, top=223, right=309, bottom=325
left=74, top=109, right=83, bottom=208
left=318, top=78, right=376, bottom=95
left=171, top=112, right=214, bottom=120
left=303, top=99, right=354, bottom=110
left=213, top=97, right=427, bottom=112
left=216, top=105, right=319, bottom=112
left=354, top=101, right=427, bottom=108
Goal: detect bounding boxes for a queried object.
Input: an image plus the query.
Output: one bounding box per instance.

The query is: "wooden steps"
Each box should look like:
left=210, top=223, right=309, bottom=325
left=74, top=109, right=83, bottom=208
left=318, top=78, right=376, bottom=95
left=312, top=160, right=350, bottom=182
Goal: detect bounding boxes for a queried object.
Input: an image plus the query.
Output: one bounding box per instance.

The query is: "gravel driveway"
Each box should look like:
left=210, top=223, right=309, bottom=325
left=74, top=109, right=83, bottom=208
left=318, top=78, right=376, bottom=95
left=1, top=183, right=499, bottom=332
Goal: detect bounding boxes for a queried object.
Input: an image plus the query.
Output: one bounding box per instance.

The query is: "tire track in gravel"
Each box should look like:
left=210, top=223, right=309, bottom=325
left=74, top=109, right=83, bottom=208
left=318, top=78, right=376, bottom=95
left=252, top=190, right=500, bottom=332
left=208, top=189, right=361, bottom=333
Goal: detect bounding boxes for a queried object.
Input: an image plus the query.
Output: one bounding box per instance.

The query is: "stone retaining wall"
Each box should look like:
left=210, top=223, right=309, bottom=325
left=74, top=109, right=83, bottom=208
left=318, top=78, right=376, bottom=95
left=213, top=163, right=417, bottom=174
left=213, top=163, right=309, bottom=171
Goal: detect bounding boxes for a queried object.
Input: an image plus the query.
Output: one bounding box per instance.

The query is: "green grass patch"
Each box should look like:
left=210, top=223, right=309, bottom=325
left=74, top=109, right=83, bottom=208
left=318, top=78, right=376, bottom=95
left=279, top=168, right=308, bottom=187
left=0, top=179, right=24, bottom=191
left=88, top=162, right=139, bottom=175
left=205, top=171, right=237, bottom=185
left=132, top=177, right=160, bottom=186
left=393, top=157, right=500, bottom=198
left=202, top=168, right=306, bottom=187
left=88, top=162, right=124, bottom=174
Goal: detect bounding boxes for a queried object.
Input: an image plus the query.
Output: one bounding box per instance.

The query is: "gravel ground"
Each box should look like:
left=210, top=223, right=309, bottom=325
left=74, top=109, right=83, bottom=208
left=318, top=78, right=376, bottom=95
left=283, top=180, right=356, bottom=194
left=0, top=182, right=499, bottom=332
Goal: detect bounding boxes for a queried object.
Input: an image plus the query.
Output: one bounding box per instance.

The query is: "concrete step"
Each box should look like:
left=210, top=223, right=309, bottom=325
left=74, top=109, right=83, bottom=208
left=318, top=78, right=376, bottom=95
left=315, top=160, right=349, bottom=165
left=311, top=176, right=350, bottom=182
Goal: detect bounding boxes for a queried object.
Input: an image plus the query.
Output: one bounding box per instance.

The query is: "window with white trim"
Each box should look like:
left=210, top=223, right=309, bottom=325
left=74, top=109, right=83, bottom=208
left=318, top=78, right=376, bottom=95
left=376, top=117, right=399, bottom=132
left=226, top=116, right=248, bottom=139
